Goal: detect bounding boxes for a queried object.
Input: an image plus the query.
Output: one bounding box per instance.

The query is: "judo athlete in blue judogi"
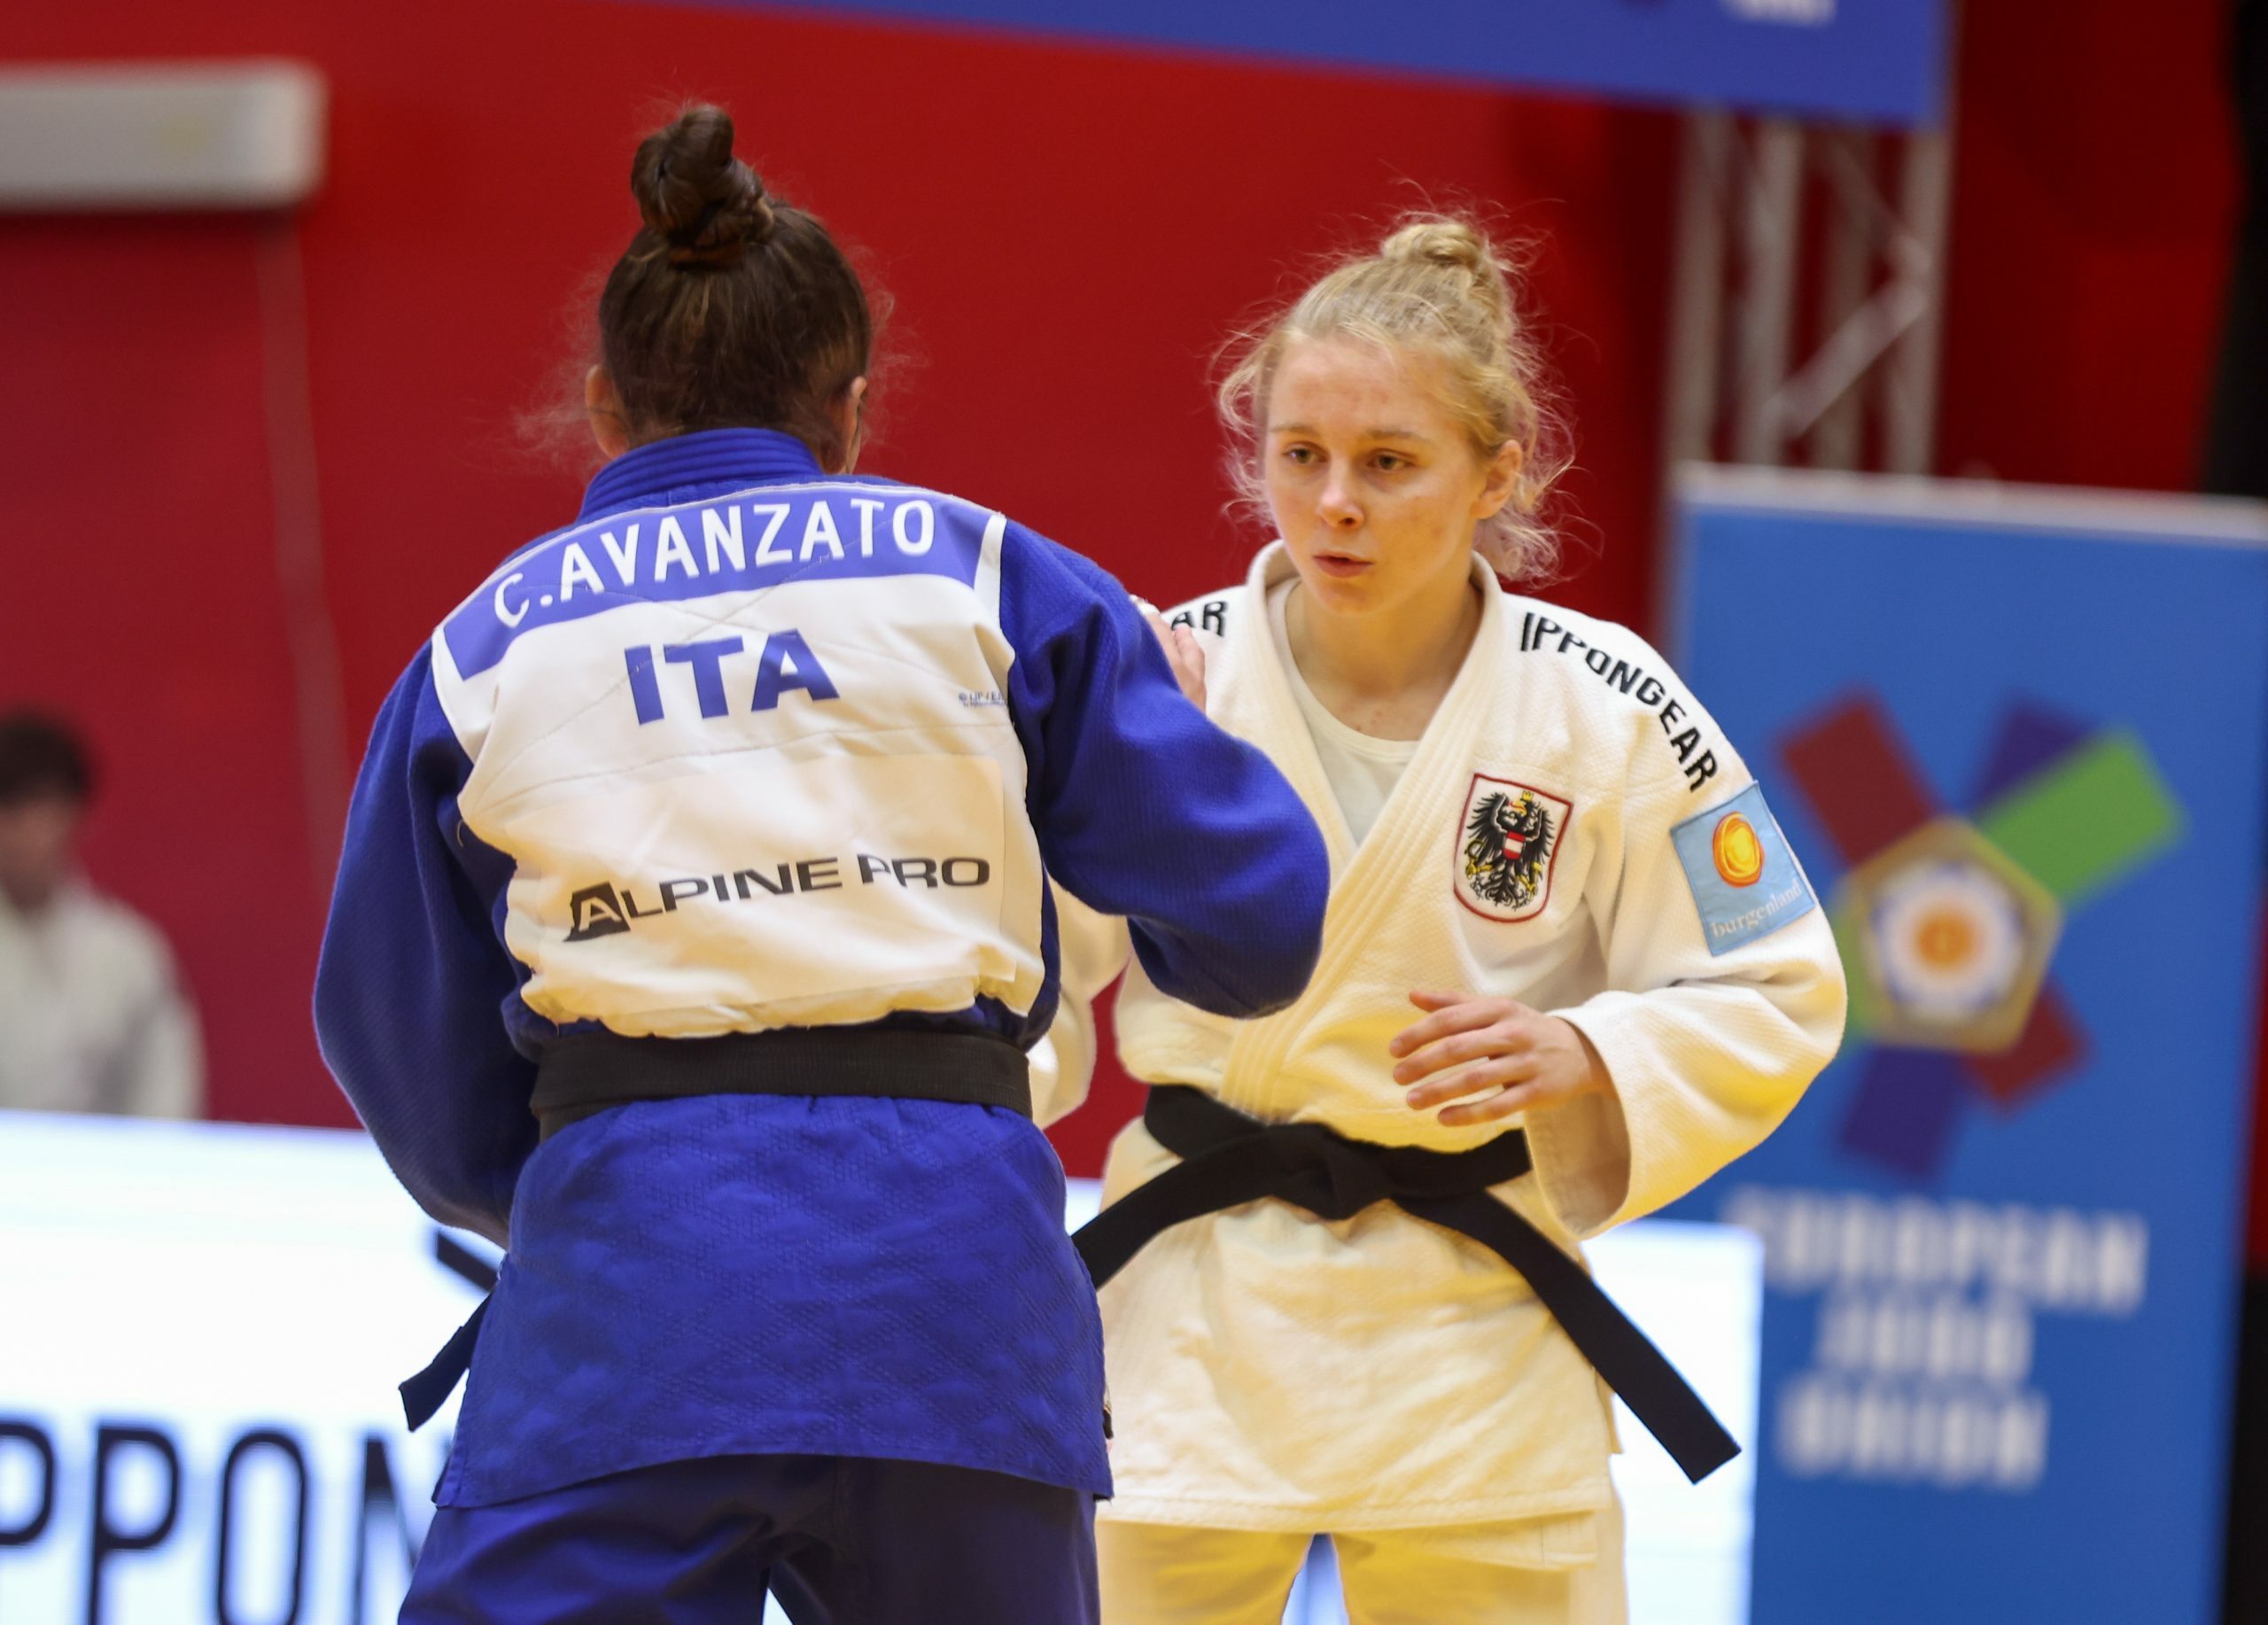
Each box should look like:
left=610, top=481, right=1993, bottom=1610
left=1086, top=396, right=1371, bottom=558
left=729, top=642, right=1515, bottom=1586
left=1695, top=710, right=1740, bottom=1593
left=313, top=106, right=1328, bottom=1624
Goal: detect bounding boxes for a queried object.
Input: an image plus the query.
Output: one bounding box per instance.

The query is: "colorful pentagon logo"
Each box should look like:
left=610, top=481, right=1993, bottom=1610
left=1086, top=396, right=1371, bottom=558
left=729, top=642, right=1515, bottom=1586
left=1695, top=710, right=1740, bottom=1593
left=1780, top=696, right=2182, bottom=1178
left=1845, top=816, right=2060, bottom=1054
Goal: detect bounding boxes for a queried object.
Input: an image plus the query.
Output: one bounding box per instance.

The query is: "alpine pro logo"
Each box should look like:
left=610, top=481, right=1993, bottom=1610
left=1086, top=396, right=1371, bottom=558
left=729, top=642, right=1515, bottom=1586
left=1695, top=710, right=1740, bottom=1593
left=565, top=883, right=633, bottom=942
left=561, top=852, right=995, bottom=944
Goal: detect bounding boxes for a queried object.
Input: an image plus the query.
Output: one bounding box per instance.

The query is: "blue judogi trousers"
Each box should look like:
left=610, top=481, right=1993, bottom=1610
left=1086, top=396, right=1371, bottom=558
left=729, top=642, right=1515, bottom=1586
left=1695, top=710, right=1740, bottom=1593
left=403, top=1452, right=1099, bottom=1624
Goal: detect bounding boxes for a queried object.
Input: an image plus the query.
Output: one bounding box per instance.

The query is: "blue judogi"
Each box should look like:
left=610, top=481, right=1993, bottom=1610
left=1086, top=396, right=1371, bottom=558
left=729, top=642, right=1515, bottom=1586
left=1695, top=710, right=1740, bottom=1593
left=315, top=429, right=1325, bottom=1616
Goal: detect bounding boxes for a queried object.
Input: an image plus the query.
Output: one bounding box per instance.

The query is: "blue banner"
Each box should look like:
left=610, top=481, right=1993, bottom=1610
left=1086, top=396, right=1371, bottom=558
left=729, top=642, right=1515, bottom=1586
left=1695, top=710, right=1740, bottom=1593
left=752, top=0, right=1947, bottom=126
left=1673, top=470, right=2268, bottom=1625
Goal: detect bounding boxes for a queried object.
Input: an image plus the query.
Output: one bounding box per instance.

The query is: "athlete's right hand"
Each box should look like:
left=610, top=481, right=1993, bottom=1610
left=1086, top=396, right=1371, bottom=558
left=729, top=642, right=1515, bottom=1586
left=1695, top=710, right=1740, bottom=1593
left=1136, top=600, right=1208, bottom=711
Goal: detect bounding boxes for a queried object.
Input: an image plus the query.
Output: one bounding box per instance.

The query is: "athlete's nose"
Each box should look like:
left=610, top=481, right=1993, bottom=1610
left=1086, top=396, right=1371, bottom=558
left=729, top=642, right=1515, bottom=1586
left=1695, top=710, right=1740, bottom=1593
left=1318, top=475, right=1362, bottom=529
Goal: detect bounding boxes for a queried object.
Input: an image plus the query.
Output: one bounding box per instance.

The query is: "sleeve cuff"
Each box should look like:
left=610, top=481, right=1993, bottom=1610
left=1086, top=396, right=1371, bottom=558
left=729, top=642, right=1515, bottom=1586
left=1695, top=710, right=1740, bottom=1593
left=1526, top=1000, right=1643, bottom=1239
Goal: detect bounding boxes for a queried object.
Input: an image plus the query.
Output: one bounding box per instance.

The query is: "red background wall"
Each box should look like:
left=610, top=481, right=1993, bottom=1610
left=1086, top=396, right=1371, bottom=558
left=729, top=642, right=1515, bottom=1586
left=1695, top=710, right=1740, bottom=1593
left=0, top=1, right=2254, bottom=1250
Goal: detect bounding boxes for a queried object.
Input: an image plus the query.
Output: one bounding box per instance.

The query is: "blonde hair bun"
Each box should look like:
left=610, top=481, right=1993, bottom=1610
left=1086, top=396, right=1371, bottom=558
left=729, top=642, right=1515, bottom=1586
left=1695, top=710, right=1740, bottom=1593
left=1380, top=218, right=1512, bottom=333
left=1380, top=218, right=1486, bottom=271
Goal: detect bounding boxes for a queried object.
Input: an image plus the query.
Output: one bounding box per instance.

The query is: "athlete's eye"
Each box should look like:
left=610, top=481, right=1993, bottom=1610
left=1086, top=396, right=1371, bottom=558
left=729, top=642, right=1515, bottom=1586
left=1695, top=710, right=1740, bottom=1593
left=1372, top=452, right=1410, bottom=472
left=1283, top=446, right=1318, bottom=466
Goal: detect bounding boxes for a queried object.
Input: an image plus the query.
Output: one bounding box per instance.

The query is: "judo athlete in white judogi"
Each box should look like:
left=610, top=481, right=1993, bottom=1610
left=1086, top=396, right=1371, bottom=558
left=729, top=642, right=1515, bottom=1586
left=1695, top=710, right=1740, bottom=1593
left=314, top=108, right=1328, bottom=1625
left=1042, top=220, right=1847, bottom=1625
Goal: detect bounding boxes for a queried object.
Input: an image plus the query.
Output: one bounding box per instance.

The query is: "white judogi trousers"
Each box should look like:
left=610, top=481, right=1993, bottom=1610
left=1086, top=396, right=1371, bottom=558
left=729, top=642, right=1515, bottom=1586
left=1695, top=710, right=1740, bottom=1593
left=1098, top=1496, right=1626, bottom=1625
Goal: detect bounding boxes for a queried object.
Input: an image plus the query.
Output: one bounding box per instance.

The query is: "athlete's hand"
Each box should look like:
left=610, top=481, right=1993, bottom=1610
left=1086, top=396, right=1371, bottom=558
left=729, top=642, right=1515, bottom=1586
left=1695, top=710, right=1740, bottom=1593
left=1387, top=991, right=1612, bottom=1128
left=1137, top=600, right=1208, bottom=710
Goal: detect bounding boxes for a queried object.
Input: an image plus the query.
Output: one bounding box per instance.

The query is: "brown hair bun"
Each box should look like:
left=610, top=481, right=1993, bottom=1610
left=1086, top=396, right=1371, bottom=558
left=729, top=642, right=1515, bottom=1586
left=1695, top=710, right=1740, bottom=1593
left=630, top=105, right=775, bottom=268
left=596, top=102, right=876, bottom=464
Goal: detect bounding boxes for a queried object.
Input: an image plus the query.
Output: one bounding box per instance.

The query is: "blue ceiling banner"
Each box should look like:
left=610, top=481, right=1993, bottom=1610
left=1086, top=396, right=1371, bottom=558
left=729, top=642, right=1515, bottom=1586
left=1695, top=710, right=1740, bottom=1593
left=1670, top=468, right=2268, bottom=1625
left=753, top=0, right=1949, bottom=126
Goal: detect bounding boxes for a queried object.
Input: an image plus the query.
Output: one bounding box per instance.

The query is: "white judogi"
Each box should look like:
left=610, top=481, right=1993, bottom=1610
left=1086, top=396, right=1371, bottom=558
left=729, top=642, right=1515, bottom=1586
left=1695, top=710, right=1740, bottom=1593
left=0, top=878, right=203, bottom=1118
left=1048, top=542, right=1845, bottom=1551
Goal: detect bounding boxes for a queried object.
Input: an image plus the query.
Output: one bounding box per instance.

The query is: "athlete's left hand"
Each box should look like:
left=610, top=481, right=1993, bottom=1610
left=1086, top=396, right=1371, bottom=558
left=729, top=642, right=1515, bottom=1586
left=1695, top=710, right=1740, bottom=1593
left=1387, top=991, right=1613, bottom=1127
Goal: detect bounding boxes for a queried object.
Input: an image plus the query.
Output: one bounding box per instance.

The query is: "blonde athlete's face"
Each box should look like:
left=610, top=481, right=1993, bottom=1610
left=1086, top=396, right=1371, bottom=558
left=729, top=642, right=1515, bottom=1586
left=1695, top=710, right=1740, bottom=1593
left=1262, top=335, right=1519, bottom=622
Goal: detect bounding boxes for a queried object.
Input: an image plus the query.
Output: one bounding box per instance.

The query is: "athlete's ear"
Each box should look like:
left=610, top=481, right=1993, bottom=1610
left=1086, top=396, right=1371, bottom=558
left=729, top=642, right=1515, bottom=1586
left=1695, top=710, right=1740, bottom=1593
left=585, top=366, right=632, bottom=461
left=1473, top=438, right=1525, bottom=521
left=827, top=377, right=869, bottom=475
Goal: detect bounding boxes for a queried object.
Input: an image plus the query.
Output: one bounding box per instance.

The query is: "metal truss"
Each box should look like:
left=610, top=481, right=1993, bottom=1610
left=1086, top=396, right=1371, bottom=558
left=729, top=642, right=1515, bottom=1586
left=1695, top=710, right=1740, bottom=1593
left=1661, top=109, right=1956, bottom=478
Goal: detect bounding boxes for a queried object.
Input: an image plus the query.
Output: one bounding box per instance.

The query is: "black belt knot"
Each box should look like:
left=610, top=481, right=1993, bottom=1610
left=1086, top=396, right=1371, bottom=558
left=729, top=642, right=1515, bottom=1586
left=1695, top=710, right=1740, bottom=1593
left=1072, top=1085, right=1739, bottom=1484
left=1255, top=1122, right=1391, bottom=1220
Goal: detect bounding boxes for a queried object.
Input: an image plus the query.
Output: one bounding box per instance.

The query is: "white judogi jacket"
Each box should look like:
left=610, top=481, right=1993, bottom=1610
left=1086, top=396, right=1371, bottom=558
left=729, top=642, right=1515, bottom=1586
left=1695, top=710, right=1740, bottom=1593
left=1048, top=543, right=1845, bottom=1535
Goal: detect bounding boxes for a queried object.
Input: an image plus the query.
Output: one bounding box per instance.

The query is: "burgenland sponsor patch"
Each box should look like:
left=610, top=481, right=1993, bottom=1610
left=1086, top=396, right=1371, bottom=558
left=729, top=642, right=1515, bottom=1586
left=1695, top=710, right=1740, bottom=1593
left=1672, top=781, right=1817, bottom=955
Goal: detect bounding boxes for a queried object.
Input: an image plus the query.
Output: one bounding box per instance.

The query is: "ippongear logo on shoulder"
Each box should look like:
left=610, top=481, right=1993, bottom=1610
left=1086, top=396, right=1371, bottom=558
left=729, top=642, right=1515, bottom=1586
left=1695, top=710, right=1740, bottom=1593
left=565, top=882, right=633, bottom=942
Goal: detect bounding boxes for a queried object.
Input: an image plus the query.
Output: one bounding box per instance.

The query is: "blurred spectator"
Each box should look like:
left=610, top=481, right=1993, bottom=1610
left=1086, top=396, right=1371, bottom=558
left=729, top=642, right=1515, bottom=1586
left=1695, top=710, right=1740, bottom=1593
left=0, top=711, right=202, bottom=1117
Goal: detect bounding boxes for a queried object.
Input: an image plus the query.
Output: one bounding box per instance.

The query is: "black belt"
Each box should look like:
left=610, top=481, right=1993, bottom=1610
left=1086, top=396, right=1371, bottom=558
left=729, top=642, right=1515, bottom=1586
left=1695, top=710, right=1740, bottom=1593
left=399, top=1026, right=1031, bottom=1431
left=1072, top=1085, right=1739, bottom=1484
left=530, top=1027, right=1032, bottom=1139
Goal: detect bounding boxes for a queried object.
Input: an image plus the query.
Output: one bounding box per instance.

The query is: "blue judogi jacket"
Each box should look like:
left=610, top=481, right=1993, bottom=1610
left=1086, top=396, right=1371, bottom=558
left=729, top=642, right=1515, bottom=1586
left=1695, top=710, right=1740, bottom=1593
left=315, top=429, right=1326, bottom=1506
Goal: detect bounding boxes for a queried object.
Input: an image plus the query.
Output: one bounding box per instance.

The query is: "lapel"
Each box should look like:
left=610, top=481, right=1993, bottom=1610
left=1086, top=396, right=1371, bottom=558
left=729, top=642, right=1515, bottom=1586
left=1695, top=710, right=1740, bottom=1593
left=1217, top=544, right=1355, bottom=874
left=1217, top=543, right=1510, bottom=1111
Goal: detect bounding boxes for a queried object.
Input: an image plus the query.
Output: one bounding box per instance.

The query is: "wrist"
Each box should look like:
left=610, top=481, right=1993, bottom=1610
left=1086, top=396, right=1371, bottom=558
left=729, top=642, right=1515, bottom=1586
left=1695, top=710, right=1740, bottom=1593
left=1557, top=1016, right=1614, bottom=1100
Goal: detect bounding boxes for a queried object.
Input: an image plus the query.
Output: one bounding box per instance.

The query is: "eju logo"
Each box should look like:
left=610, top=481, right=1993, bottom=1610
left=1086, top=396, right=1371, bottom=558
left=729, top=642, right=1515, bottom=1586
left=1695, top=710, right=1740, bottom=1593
left=1780, top=696, right=2182, bottom=1178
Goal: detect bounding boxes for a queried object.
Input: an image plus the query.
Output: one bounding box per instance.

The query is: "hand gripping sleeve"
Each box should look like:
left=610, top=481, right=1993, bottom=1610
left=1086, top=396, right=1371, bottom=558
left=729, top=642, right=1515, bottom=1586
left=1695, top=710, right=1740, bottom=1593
left=999, top=529, right=1326, bottom=1021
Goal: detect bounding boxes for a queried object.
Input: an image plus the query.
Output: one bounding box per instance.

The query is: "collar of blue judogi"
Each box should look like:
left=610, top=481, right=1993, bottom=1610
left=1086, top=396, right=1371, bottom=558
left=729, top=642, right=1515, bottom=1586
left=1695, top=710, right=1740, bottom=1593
left=579, top=426, right=827, bottom=520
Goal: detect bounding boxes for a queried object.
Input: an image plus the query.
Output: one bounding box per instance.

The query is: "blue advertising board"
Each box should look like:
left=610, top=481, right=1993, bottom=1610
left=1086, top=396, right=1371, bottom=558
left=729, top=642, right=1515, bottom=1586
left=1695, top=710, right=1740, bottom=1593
left=1672, top=468, right=2268, bottom=1624
left=748, top=0, right=1948, bottom=126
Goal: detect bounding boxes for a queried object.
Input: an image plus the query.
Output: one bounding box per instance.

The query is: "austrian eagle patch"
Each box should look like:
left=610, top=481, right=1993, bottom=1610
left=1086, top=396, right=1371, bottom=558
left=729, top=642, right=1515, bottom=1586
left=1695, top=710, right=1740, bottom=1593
left=1454, top=774, right=1573, bottom=922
